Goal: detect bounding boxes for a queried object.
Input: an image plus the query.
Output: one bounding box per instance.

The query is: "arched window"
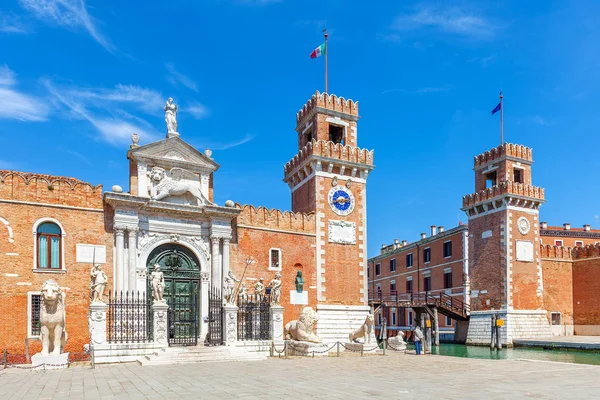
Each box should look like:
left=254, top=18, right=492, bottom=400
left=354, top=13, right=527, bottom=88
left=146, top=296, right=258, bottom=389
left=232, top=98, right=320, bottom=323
left=37, top=222, right=61, bottom=269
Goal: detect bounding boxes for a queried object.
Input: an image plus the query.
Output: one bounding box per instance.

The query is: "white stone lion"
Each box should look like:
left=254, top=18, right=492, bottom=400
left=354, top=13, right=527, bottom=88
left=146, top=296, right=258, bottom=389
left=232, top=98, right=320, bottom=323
left=349, top=314, right=374, bottom=343
left=148, top=167, right=211, bottom=205
left=39, top=279, right=68, bottom=355
left=285, top=306, right=321, bottom=343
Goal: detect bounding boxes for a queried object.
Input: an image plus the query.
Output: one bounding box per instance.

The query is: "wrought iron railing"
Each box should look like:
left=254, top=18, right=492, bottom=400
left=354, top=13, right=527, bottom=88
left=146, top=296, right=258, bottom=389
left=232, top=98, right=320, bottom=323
left=206, top=286, right=223, bottom=346
left=237, top=294, right=272, bottom=341
left=107, top=291, right=152, bottom=344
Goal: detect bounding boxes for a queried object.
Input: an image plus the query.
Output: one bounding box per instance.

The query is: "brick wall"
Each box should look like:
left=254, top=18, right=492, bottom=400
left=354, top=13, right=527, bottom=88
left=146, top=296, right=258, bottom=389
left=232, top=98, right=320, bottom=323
left=468, top=211, right=506, bottom=311
left=0, top=171, right=112, bottom=357
left=541, top=246, right=574, bottom=325
left=573, top=244, right=600, bottom=332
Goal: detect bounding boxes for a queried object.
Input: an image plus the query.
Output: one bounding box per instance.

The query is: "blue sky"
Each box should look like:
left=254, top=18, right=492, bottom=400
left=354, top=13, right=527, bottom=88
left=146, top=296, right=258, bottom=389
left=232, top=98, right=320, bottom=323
left=1, top=0, right=599, bottom=257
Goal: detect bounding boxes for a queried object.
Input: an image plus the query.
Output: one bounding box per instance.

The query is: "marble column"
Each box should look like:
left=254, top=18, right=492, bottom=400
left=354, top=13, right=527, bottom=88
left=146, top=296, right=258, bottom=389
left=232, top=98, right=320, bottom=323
left=211, top=237, right=221, bottom=291
left=127, top=228, right=138, bottom=292
left=199, top=271, right=210, bottom=342
left=114, top=227, right=125, bottom=293
left=222, top=238, right=230, bottom=292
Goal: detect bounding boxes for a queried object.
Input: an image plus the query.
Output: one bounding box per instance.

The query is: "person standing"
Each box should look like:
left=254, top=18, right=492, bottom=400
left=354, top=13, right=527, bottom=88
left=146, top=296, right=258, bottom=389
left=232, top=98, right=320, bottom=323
left=414, top=325, right=424, bottom=355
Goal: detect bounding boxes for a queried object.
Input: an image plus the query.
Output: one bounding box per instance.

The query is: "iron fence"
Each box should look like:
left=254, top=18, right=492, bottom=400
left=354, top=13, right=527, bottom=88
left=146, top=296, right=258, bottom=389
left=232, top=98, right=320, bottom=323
left=206, top=286, right=223, bottom=346
left=107, top=291, right=152, bottom=344
left=237, top=294, right=271, bottom=341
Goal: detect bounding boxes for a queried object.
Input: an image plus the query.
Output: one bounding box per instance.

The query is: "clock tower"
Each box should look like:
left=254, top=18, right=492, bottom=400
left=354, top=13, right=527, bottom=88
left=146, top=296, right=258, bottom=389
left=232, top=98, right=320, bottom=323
left=462, top=143, right=552, bottom=345
left=283, top=91, right=374, bottom=342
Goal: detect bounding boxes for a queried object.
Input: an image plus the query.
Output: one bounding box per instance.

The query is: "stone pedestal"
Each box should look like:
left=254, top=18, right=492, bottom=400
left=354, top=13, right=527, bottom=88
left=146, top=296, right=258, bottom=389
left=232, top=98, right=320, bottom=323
left=285, top=340, right=330, bottom=357
left=223, top=305, right=238, bottom=345
left=344, top=342, right=383, bottom=354
left=152, top=301, right=169, bottom=346
left=31, top=353, right=69, bottom=369
left=89, top=302, right=108, bottom=345
left=290, top=290, right=308, bottom=305
left=270, top=305, right=284, bottom=343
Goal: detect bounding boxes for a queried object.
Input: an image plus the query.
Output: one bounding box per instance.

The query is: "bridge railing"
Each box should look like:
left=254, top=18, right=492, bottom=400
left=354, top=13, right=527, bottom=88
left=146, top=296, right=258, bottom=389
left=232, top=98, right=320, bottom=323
left=368, top=291, right=470, bottom=317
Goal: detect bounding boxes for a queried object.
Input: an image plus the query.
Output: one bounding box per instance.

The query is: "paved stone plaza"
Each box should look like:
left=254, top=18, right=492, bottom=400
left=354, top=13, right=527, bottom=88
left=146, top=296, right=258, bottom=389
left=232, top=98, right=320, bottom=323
left=1, top=353, right=599, bottom=399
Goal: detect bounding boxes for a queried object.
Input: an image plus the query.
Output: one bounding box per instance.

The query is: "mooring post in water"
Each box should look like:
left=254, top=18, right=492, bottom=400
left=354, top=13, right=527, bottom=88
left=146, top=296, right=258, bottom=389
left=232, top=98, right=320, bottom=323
left=433, top=307, right=440, bottom=347
left=496, top=314, right=503, bottom=350
left=490, top=314, right=497, bottom=350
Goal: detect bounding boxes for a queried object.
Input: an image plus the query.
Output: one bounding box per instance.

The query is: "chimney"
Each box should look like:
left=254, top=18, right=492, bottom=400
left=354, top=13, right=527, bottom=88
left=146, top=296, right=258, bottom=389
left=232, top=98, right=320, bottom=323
left=394, top=238, right=400, bottom=249
left=402, top=240, right=408, bottom=246
left=431, top=225, right=437, bottom=236
left=438, top=226, right=445, bottom=233
left=584, top=224, right=591, bottom=231
left=420, top=233, right=426, bottom=240
left=540, top=222, right=548, bottom=229
left=564, top=223, right=571, bottom=231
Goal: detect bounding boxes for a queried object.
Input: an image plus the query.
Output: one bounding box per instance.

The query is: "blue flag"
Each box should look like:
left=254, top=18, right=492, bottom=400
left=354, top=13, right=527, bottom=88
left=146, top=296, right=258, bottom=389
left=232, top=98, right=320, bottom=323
left=491, top=102, right=501, bottom=115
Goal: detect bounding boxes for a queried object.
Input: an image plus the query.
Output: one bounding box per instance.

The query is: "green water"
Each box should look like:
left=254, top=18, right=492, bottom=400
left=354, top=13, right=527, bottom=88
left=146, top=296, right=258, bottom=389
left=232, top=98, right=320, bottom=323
left=409, top=343, right=600, bottom=366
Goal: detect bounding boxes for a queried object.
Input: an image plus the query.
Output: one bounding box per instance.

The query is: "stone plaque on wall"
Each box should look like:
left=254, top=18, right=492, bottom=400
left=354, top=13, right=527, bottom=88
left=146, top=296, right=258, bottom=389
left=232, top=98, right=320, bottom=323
left=516, top=240, right=534, bottom=262
left=76, top=244, right=106, bottom=264
left=328, top=220, right=356, bottom=245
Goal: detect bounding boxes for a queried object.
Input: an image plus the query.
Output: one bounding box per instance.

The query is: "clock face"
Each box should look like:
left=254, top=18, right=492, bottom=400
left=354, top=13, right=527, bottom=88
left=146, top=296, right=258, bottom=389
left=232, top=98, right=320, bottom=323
left=517, top=217, right=531, bottom=235
left=328, top=185, right=355, bottom=216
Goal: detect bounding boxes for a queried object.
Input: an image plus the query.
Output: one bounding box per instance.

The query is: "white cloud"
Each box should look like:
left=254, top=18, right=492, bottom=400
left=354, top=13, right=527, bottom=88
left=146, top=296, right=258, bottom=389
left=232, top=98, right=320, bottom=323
left=211, top=133, right=255, bottom=150
left=532, top=115, right=549, bottom=126
left=19, top=0, right=115, bottom=52
left=68, top=84, right=164, bottom=113
left=166, top=63, right=199, bottom=92
left=0, top=12, right=29, bottom=33
left=0, top=65, right=49, bottom=122
left=183, top=102, right=209, bottom=119
left=0, top=65, right=16, bottom=86
left=392, top=6, right=496, bottom=40
left=43, top=80, right=160, bottom=145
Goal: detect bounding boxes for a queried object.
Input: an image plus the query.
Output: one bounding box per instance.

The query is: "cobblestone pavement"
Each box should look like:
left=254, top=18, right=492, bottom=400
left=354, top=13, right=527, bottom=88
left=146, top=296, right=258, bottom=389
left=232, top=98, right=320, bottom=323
left=1, top=352, right=599, bottom=399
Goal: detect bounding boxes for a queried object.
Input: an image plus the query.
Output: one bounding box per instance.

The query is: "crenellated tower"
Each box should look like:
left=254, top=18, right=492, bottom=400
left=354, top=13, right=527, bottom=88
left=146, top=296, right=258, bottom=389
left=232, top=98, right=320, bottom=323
left=283, top=91, right=375, bottom=343
left=462, top=143, right=551, bottom=344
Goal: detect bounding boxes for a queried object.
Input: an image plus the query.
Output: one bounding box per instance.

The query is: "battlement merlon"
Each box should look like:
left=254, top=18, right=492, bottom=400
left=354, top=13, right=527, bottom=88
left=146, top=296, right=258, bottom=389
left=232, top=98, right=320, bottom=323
left=473, top=143, right=533, bottom=169
left=296, top=91, right=359, bottom=128
left=283, top=139, right=374, bottom=184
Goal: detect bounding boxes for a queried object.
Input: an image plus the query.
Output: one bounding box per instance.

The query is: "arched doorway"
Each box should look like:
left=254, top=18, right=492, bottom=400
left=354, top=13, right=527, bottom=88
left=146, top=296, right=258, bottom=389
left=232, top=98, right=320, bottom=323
left=147, top=243, right=201, bottom=346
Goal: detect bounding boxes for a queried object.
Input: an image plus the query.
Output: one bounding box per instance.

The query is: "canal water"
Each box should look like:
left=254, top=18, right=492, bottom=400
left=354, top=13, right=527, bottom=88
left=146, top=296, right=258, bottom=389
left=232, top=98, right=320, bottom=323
left=413, top=343, right=600, bottom=366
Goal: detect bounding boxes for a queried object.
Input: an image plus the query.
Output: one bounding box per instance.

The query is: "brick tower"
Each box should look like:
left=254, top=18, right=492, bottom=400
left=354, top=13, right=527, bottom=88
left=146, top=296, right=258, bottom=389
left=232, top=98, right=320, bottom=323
left=283, top=92, right=375, bottom=342
left=462, top=143, right=552, bottom=345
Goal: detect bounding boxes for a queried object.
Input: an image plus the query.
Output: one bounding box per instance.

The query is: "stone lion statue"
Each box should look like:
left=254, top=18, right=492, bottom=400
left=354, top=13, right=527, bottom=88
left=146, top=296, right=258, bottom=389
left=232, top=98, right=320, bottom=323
left=285, top=306, right=321, bottom=343
left=349, top=313, right=374, bottom=344
left=39, top=279, right=68, bottom=355
left=148, top=166, right=211, bottom=205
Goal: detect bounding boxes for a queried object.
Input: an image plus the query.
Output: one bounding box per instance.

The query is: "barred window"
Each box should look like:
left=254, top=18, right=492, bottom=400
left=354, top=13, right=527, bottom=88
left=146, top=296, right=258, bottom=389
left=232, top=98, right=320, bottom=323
left=269, top=248, right=281, bottom=270
left=29, top=293, right=41, bottom=337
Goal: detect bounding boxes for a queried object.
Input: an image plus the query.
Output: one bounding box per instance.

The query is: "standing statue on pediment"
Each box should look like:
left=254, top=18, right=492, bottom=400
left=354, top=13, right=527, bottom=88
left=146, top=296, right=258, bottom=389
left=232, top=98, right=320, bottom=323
left=165, top=97, right=178, bottom=135
left=90, top=264, right=108, bottom=303
left=269, top=272, right=282, bottom=305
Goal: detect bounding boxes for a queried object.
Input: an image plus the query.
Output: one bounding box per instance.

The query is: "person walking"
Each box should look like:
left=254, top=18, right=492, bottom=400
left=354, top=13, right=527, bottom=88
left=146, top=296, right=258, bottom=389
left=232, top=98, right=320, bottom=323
left=414, top=325, right=424, bottom=355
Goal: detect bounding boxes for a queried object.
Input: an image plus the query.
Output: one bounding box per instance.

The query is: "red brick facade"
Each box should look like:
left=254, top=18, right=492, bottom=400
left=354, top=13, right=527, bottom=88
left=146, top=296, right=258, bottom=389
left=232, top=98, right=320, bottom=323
left=368, top=226, right=468, bottom=329
left=0, top=171, right=113, bottom=359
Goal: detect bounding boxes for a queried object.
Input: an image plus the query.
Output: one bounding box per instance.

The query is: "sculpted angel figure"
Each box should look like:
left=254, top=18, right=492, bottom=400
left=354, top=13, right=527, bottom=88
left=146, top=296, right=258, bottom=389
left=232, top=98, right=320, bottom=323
left=90, top=264, right=108, bottom=303
left=164, top=97, right=178, bottom=134
left=151, top=264, right=165, bottom=302
left=223, top=275, right=236, bottom=305
left=238, top=282, right=248, bottom=303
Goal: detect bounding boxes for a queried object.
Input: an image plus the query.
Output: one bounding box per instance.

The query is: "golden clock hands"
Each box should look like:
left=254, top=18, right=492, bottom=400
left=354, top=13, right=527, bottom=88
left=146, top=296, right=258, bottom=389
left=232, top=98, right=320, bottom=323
left=335, top=196, right=349, bottom=204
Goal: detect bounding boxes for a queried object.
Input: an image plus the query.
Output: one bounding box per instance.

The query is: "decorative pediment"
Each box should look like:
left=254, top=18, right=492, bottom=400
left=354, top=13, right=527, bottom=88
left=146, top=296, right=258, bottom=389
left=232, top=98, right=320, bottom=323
left=129, top=137, right=219, bottom=173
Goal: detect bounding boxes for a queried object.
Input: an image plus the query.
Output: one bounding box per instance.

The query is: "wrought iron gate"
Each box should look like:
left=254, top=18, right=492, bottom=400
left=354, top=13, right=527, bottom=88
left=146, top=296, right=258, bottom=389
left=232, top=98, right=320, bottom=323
left=237, top=294, right=271, bottom=340
left=167, top=280, right=199, bottom=346
left=207, top=286, right=223, bottom=345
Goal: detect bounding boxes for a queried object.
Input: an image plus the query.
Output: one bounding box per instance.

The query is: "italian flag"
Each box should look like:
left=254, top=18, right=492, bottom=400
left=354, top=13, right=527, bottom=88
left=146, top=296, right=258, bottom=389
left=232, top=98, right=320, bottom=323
left=310, top=43, right=326, bottom=59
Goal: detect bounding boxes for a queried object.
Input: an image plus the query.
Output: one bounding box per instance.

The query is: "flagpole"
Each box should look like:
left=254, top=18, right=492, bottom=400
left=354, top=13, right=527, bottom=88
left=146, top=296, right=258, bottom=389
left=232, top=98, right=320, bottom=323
left=500, top=92, right=504, bottom=144
left=324, top=28, right=328, bottom=94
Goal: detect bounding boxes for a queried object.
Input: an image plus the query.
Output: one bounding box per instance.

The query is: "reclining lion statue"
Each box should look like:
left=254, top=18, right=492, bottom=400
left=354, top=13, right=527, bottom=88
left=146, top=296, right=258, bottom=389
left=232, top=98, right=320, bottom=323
left=148, top=166, right=212, bottom=205
left=285, top=306, right=321, bottom=343
left=349, top=313, right=374, bottom=344
left=39, top=279, right=68, bottom=355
